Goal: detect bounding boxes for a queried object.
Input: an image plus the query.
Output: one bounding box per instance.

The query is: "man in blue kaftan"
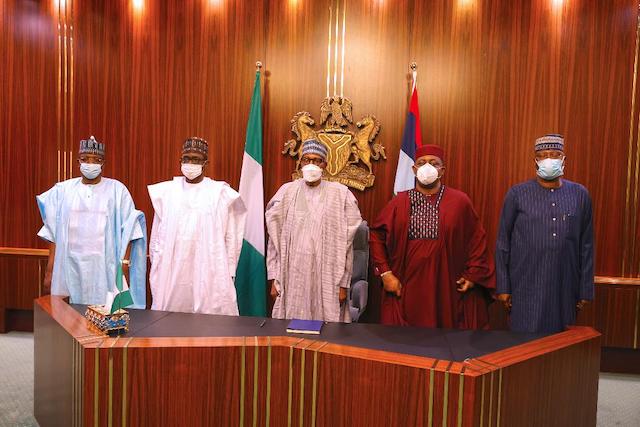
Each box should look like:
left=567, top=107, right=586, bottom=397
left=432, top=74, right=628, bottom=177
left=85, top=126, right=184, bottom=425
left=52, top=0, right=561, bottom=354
left=36, top=136, right=147, bottom=308
left=495, top=134, right=594, bottom=333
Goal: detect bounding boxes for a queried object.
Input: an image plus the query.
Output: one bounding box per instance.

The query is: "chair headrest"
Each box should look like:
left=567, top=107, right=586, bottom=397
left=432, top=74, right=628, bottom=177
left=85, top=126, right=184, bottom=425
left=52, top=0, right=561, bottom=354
left=352, top=221, right=369, bottom=251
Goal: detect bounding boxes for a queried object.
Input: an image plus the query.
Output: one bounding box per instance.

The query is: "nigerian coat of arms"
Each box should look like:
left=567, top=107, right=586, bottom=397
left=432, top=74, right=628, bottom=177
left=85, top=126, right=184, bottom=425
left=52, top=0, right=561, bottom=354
left=282, top=96, right=386, bottom=191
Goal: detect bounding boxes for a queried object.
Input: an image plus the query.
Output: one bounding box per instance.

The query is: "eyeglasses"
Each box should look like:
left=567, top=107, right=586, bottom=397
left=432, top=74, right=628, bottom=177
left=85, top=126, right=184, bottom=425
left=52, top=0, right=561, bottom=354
left=300, top=156, right=325, bottom=166
left=78, top=156, right=104, bottom=165
left=415, top=159, right=442, bottom=168
left=535, top=152, right=565, bottom=160
left=181, top=156, right=207, bottom=165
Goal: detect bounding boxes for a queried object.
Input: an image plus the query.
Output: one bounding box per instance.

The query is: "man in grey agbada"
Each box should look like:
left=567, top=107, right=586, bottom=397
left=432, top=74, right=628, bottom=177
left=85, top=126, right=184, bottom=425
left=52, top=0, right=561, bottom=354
left=266, top=139, right=362, bottom=322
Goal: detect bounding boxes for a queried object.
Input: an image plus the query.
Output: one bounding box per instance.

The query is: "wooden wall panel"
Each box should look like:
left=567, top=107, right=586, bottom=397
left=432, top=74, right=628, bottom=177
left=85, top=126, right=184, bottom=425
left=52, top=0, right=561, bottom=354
left=262, top=0, right=332, bottom=202
left=0, top=1, right=59, bottom=250
left=71, top=0, right=266, bottom=222
left=3, top=0, right=640, bottom=327
left=0, top=258, right=43, bottom=307
left=1, top=0, right=59, bottom=330
left=402, top=0, right=637, bottom=276
left=336, top=0, right=412, bottom=216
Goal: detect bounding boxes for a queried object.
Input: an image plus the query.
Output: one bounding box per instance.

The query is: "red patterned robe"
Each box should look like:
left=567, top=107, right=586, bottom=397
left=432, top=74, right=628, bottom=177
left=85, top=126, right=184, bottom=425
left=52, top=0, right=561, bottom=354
left=370, top=186, right=495, bottom=329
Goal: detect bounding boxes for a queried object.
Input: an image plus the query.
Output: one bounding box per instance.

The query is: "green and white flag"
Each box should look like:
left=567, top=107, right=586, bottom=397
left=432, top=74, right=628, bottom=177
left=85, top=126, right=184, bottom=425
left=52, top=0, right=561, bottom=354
left=110, top=262, right=133, bottom=314
left=235, top=69, right=267, bottom=316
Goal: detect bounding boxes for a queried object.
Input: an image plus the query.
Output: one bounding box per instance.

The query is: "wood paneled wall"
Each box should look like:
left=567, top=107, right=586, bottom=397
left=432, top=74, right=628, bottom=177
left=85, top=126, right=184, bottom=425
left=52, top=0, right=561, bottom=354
left=2, top=0, right=640, bottom=311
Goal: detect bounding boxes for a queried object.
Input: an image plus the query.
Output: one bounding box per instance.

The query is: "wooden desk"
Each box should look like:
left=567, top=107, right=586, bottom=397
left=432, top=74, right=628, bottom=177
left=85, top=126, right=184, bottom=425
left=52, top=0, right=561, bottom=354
left=576, top=275, right=640, bottom=373
left=2, top=243, right=632, bottom=375
left=0, top=247, right=48, bottom=332
left=34, top=296, right=600, bottom=427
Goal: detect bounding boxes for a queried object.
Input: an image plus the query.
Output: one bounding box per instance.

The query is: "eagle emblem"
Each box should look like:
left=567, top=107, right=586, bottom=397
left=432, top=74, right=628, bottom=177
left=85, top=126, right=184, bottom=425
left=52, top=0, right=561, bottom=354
left=282, top=96, right=386, bottom=191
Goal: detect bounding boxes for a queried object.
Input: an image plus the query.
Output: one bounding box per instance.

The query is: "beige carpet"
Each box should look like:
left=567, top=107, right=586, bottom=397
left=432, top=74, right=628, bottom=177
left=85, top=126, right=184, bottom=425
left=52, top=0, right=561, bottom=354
left=0, top=332, right=36, bottom=426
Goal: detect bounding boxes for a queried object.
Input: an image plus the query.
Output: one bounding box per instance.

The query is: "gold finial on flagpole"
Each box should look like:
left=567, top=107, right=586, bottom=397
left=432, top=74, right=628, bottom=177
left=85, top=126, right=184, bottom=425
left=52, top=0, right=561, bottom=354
left=410, top=62, right=418, bottom=90
left=256, top=61, right=262, bottom=71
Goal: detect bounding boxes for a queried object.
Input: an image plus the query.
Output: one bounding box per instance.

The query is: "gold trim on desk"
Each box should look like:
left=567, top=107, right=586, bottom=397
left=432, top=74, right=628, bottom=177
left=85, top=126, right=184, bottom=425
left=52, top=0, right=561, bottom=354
left=311, top=348, right=319, bottom=427
left=479, top=375, right=486, bottom=427
left=240, top=336, right=246, bottom=426
left=122, top=337, right=133, bottom=427
left=299, top=345, right=307, bottom=427
left=457, top=368, right=465, bottom=427
left=496, top=369, right=503, bottom=427
left=488, top=371, right=495, bottom=427
left=427, top=366, right=435, bottom=427
left=252, top=336, right=259, bottom=427
left=442, top=364, right=451, bottom=427
left=287, top=346, right=294, bottom=427
left=93, top=345, right=100, bottom=427
left=107, top=337, right=120, bottom=427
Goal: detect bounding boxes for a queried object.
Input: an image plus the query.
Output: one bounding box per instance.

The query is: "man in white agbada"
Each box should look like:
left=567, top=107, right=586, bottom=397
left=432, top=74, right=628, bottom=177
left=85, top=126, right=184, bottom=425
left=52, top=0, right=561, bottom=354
left=148, top=137, right=247, bottom=315
left=36, top=136, right=147, bottom=307
left=266, top=139, right=362, bottom=322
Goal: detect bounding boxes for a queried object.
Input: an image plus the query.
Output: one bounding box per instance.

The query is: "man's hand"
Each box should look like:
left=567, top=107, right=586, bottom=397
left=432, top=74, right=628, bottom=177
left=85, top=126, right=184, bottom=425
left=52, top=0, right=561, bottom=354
left=339, top=287, right=348, bottom=304
left=456, top=277, right=475, bottom=293
left=381, top=272, right=402, bottom=297
left=269, top=280, right=280, bottom=299
left=42, top=242, right=55, bottom=296
left=42, top=271, right=52, bottom=296
left=496, top=293, right=512, bottom=311
left=576, top=299, right=589, bottom=311
left=122, top=262, right=130, bottom=284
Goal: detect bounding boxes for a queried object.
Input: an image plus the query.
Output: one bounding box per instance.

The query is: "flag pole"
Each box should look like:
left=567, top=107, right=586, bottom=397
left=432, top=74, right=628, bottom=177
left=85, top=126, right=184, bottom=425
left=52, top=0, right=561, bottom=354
left=410, top=61, right=417, bottom=92
left=393, top=61, right=421, bottom=195
left=236, top=61, right=267, bottom=316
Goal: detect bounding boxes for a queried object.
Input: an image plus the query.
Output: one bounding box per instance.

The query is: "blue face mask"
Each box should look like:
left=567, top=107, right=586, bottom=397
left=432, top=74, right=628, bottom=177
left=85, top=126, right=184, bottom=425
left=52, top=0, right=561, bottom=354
left=536, top=158, right=564, bottom=181
left=80, top=163, right=102, bottom=180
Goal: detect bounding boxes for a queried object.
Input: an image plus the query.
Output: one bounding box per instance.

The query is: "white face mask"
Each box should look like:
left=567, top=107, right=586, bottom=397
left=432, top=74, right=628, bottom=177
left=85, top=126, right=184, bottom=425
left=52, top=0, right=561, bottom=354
left=301, top=164, right=323, bottom=183
left=536, top=157, right=565, bottom=181
left=80, top=163, right=102, bottom=180
left=181, top=163, right=203, bottom=180
left=416, top=163, right=440, bottom=186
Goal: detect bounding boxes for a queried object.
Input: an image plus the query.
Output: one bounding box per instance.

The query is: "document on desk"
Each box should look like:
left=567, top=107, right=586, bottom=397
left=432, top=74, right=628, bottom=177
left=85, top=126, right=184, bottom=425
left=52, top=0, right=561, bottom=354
left=286, top=319, right=323, bottom=335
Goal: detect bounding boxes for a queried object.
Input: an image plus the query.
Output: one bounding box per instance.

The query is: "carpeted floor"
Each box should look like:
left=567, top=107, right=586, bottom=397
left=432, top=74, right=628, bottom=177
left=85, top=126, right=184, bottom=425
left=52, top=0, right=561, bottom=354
left=597, top=372, right=640, bottom=426
left=0, top=332, right=36, bottom=427
left=1, top=331, right=639, bottom=426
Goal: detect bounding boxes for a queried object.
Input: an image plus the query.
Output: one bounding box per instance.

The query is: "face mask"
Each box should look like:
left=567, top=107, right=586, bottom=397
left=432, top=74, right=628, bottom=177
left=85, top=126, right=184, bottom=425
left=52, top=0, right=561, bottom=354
left=181, top=163, right=203, bottom=180
left=301, top=164, right=323, bottom=183
left=536, top=157, right=564, bottom=181
left=80, top=163, right=102, bottom=180
left=416, top=163, right=440, bottom=186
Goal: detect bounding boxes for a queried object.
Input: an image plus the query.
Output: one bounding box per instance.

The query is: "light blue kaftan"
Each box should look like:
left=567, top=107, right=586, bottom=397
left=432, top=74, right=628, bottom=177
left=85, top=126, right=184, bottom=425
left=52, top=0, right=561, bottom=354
left=36, top=177, right=147, bottom=308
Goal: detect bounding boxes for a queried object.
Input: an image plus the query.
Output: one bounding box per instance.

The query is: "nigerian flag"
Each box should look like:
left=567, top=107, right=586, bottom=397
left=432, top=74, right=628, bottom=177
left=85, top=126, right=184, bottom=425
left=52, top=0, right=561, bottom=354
left=235, top=69, right=267, bottom=316
left=110, top=262, right=133, bottom=314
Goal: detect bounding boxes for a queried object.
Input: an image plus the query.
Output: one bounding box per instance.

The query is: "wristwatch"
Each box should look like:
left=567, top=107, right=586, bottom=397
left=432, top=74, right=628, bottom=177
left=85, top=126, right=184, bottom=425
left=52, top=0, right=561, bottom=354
left=121, top=259, right=131, bottom=266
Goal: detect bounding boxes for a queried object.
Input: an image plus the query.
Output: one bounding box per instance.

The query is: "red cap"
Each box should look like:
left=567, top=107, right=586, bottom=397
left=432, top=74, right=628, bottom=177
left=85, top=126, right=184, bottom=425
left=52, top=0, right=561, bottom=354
left=415, top=144, right=445, bottom=162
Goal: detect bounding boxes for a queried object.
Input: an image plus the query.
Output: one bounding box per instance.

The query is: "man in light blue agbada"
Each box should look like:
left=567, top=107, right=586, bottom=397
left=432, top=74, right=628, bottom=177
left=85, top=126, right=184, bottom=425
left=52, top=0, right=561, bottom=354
left=36, top=136, right=147, bottom=308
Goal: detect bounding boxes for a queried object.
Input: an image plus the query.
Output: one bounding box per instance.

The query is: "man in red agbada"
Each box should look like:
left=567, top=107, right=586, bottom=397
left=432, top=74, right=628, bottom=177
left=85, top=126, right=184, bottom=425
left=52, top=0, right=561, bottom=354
left=370, top=144, right=495, bottom=329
